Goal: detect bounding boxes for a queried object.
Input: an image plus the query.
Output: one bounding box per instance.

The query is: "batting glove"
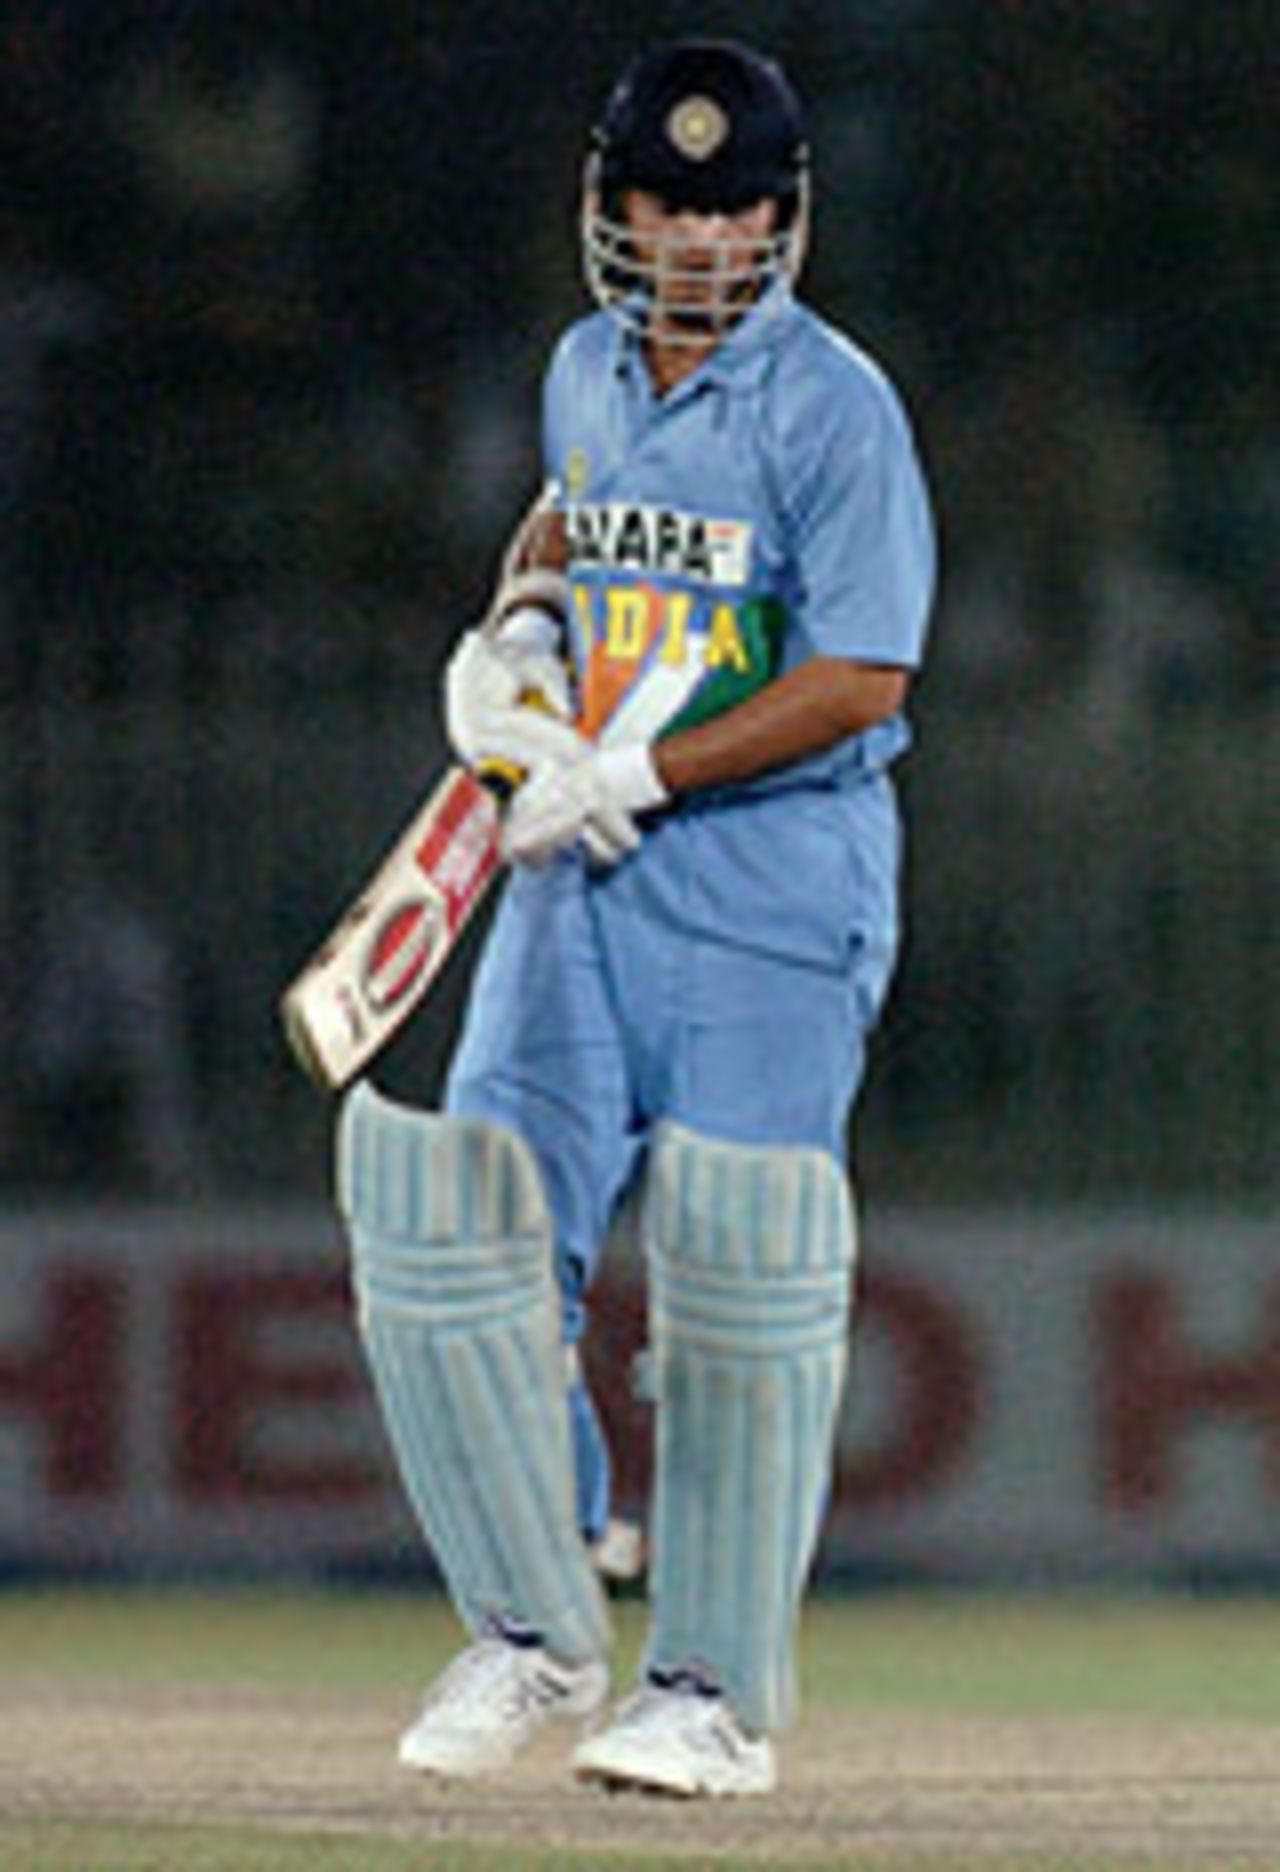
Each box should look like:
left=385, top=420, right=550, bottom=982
left=503, top=743, right=668, bottom=869
left=445, top=619, right=576, bottom=764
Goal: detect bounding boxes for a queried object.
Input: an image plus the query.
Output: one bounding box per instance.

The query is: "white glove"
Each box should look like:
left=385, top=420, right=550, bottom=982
left=445, top=619, right=579, bottom=775
left=503, top=743, right=668, bottom=869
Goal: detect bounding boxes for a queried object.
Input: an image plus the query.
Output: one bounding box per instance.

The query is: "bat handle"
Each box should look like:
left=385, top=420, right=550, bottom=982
left=472, top=756, right=523, bottom=801
left=470, top=685, right=564, bottom=802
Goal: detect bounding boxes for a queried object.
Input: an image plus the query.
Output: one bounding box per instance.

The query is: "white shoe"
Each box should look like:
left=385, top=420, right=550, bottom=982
left=573, top=1683, right=777, bottom=1798
left=397, top=1635, right=608, bottom=1778
left=589, top=1517, right=647, bottom=1584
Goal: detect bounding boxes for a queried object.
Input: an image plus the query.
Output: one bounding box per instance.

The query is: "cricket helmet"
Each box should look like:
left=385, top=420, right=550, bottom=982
left=582, top=38, right=810, bottom=341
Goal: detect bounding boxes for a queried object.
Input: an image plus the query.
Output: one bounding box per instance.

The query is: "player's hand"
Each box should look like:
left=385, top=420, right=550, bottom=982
left=469, top=702, right=588, bottom=789
left=445, top=626, right=573, bottom=769
left=503, top=743, right=668, bottom=869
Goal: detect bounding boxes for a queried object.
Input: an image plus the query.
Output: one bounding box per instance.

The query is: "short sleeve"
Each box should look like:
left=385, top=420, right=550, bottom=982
left=778, top=345, right=935, bottom=669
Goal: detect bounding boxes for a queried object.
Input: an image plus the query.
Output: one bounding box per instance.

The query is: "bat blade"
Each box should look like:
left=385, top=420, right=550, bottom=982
left=280, top=766, right=502, bottom=1090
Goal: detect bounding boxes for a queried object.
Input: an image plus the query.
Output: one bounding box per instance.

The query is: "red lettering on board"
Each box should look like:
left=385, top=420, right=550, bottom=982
left=174, top=1269, right=377, bottom=1504
left=839, top=1273, right=982, bottom=1507
left=1096, top=1273, right=1280, bottom=1511
left=0, top=1268, right=125, bottom=1496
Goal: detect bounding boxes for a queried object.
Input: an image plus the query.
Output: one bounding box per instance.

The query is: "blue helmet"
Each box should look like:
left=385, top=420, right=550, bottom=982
left=583, top=39, right=810, bottom=341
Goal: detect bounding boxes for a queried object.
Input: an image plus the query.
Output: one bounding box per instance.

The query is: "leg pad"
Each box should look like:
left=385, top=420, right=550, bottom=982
left=643, top=1122, right=856, bottom=1731
left=338, top=1082, right=608, bottom=1665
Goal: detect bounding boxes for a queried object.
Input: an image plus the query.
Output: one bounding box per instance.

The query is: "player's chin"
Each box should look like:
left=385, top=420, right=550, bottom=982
left=662, top=303, right=720, bottom=334
left=657, top=296, right=750, bottom=341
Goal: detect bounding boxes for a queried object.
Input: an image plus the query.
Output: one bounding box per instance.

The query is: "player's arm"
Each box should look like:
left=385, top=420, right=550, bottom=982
left=645, top=348, right=930, bottom=802
left=444, top=492, right=581, bottom=781
left=651, top=655, right=909, bottom=798
left=498, top=502, right=915, bottom=862
left=445, top=495, right=651, bottom=868
left=502, top=656, right=908, bottom=868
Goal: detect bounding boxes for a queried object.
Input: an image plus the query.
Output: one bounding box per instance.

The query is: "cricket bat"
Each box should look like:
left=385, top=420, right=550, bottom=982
left=280, top=765, right=504, bottom=1090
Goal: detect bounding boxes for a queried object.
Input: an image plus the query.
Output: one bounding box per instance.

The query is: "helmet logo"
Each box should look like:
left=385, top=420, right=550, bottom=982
left=665, top=94, right=729, bottom=162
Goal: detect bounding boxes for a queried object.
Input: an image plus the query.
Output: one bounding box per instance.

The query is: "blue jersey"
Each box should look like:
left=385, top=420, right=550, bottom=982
left=450, top=285, right=936, bottom=1451
left=542, top=282, right=936, bottom=790
left=448, top=284, right=937, bottom=1544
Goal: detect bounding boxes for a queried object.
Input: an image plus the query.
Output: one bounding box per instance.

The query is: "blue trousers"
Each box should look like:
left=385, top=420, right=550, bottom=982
left=445, top=777, right=901, bottom=1537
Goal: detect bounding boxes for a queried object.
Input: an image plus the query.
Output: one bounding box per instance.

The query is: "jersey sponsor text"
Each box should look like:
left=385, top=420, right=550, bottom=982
left=567, top=501, right=752, bottom=588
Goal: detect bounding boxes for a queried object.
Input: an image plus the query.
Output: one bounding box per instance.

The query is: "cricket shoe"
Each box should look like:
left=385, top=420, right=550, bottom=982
left=573, top=1680, right=777, bottom=1798
left=397, top=1632, right=608, bottom=1778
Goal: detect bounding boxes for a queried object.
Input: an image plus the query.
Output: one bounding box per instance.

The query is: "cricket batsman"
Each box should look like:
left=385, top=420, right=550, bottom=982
left=336, top=36, right=936, bottom=1796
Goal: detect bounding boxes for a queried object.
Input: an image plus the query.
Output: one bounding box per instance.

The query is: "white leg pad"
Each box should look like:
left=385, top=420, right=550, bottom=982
left=337, top=1083, right=609, bottom=1665
left=643, top=1122, right=856, bottom=1733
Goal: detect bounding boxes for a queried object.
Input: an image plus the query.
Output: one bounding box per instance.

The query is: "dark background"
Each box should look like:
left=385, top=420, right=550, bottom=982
left=0, top=0, right=1274, bottom=1208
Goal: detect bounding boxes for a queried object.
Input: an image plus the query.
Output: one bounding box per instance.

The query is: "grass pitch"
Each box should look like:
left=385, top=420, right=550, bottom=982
left=2, top=1587, right=1278, bottom=1869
